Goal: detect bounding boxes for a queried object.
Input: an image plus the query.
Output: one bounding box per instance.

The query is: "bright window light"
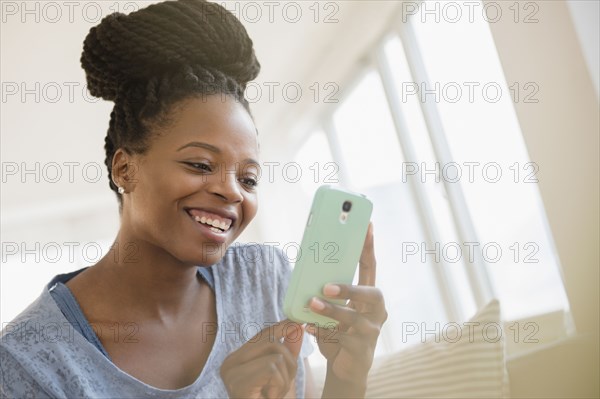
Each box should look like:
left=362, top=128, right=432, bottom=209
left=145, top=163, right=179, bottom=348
left=410, top=2, right=570, bottom=320
left=384, top=36, right=478, bottom=321
left=294, top=130, right=337, bottom=198
left=332, top=70, right=405, bottom=190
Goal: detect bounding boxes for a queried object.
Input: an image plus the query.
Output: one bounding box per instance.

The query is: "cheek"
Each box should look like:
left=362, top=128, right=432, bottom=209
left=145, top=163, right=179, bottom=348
left=130, top=165, right=186, bottom=221
left=140, top=164, right=195, bottom=199
left=241, top=193, right=259, bottom=225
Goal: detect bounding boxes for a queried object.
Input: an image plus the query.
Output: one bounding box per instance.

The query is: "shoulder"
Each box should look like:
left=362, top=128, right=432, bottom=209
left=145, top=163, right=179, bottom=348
left=0, top=289, right=66, bottom=397
left=1, top=288, right=73, bottom=355
left=0, top=348, right=52, bottom=398
left=1, top=289, right=57, bottom=349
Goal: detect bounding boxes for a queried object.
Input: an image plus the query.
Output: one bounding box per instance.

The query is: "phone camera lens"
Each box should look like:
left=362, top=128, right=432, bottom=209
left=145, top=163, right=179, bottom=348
left=342, top=201, right=352, bottom=212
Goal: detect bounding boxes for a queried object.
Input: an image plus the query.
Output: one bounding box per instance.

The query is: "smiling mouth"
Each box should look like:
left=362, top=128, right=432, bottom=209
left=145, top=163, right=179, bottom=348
left=186, top=209, right=233, bottom=234
left=194, top=215, right=230, bottom=233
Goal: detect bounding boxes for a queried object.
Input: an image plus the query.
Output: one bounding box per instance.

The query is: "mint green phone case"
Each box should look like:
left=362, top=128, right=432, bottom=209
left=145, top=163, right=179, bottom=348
left=283, top=185, right=373, bottom=327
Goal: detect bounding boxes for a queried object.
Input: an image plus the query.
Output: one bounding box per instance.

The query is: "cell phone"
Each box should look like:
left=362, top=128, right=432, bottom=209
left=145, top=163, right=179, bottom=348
left=283, top=185, right=373, bottom=327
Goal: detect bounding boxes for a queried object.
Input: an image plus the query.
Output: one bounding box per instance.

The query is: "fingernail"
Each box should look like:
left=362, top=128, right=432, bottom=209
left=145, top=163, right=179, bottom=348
left=310, top=297, right=325, bottom=311
left=323, top=283, right=340, bottom=297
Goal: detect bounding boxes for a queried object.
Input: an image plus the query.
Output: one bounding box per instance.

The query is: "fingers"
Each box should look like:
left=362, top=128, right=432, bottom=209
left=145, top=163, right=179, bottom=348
left=222, top=320, right=302, bottom=376
left=305, top=327, right=374, bottom=373
left=252, top=319, right=303, bottom=344
left=358, top=222, right=376, bottom=287
left=222, top=353, right=293, bottom=399
left=221, top=343, right=297, bottom=384
left=308, top=297, right=382, bottom=337
left=282, top=322, right=304, bottom=358
left=324, top=284, right=384, bottom=306
left=320, top=284, right=388, bottom=323
left=220, top=320, right=304, bottom=399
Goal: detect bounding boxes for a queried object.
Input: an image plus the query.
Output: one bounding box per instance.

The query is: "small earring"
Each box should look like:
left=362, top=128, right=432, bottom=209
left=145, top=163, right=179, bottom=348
left=118, top=186, right=125, bottom=195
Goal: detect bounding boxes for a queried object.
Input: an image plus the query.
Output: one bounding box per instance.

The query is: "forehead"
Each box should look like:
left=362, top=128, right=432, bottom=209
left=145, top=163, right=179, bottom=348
left=151, top=95, right=259, bottom=157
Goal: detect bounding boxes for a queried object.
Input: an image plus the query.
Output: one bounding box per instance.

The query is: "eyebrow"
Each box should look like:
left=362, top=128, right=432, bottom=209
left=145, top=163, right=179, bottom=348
left=177, top=141, right=259, bottom=166
left=177, top=141, right=221, bottom=153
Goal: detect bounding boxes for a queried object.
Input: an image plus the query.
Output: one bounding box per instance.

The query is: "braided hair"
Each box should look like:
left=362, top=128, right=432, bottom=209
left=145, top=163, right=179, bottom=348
left=80, top=0, right=260, bottom=206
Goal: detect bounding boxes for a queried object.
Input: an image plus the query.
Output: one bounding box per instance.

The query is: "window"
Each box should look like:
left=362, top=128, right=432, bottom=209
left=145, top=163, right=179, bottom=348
left=408, top=5, right=570, bottom=321
left=293, top=1, right=572, bottom=366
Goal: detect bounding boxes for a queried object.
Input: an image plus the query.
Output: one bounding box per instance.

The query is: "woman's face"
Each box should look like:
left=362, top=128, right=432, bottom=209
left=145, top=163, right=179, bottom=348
left=117, top=95, right=260, bottom=266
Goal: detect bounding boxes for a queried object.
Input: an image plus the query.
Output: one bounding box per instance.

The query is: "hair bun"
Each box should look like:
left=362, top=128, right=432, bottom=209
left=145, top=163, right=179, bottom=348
left=81, top=0, right=260, bottom=102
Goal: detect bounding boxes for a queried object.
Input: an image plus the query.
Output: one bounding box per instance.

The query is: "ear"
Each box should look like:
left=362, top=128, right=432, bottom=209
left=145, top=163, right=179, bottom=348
left=111, top=148, right=139, bottom=191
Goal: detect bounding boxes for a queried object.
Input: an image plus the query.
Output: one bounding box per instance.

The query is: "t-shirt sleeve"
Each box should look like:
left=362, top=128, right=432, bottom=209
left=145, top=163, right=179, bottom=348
left=0, top=347, right=52, bottom=399
left=271, top=246, right=315, bottom=359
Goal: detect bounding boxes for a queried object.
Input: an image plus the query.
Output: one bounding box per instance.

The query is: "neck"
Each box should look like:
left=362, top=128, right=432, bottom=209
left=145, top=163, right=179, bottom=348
left=92, top=229, right=206, bottom=325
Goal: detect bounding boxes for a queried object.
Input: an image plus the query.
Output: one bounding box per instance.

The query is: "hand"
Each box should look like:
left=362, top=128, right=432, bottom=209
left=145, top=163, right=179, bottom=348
left=220, top=319, right=304, bottom=399
left=306, top=223, right=387, bottom=387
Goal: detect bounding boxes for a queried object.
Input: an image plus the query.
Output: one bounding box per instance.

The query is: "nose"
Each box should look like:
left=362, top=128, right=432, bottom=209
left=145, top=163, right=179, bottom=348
left=208, top=168, right=244, bottom=203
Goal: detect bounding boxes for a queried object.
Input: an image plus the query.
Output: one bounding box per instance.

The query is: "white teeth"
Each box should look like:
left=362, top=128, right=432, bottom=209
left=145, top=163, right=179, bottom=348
left=191, top=212, right=231, bottom=232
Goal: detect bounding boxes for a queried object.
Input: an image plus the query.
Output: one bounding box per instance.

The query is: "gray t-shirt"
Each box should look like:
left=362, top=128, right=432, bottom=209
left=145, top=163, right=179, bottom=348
left=0, top=244, right=314, bottom=398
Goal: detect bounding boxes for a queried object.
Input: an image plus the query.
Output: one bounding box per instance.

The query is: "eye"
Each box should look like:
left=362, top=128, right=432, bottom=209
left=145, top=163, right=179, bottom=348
left=239, top=177, right=258, bottom=188
left=185, top=162, right=212, bottom=172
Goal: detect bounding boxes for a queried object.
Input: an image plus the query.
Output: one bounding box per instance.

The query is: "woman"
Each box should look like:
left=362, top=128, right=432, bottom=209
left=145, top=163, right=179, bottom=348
left=0, top=0, right=387, bottom=397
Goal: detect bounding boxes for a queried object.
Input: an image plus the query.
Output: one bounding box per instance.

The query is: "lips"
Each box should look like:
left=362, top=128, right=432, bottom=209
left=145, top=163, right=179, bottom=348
left=185, top=208, right=235, bottom=233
